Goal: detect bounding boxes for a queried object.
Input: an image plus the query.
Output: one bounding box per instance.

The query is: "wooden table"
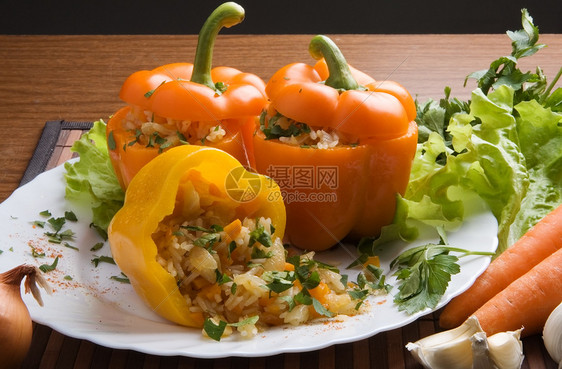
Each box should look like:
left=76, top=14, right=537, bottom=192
left=1, top=34, right=561, bottom=368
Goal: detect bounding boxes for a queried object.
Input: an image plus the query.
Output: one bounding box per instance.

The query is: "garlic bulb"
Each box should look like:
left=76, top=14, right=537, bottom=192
left=488, top=330, right=524, bottom=369
left=406, top=316, right=524, bottom=369
left=543, top=301, right=562, bottom=368
left=0, top=264, right=51, bottom=369
left=406, top=316, right=482, bottom=369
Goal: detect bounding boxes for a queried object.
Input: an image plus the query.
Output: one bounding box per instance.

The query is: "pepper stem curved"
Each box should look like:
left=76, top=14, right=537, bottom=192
left=191, top=2, right=245, bottom=90
left=309, top=35, right=360, bottom=91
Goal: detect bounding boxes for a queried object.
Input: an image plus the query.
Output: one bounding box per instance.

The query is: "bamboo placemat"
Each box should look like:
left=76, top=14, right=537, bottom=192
left=17, top=121, right=558, bottom=369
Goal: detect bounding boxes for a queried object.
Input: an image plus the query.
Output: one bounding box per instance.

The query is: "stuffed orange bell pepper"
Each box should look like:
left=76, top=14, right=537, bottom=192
left=108, top=145, right=286, bottom=329
left=254, top=35, right=418, bottom=251
left=107, top=2, right=266, bottom=189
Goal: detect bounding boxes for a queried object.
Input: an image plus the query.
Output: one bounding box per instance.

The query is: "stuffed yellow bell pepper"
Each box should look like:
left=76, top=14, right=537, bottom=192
left=108, top=145, right=285, bottom=329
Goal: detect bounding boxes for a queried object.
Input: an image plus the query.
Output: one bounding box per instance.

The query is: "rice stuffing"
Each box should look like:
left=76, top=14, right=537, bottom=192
left=122, top=105, right=227, bottom=150
left=260, top=110, right=354, bottom=149
left=152, top=211, right=386, bottom=341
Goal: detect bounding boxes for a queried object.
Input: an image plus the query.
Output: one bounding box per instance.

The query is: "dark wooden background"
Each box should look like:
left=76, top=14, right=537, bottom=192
left=2, top=0, right=561, bottom=35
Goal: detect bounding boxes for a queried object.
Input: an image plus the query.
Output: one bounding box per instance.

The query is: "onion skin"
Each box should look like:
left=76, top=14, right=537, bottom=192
left=0, top=264, right=47, bottom=369
left=0, top=284, right=33, bottom=368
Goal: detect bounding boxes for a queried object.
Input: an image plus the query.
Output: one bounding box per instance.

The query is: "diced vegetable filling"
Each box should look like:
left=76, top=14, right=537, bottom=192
left=153, top=200, right=385, bottom=340
left=123, top=105, right=226, bottom=151
left=259, top=110, right=357, bottom=149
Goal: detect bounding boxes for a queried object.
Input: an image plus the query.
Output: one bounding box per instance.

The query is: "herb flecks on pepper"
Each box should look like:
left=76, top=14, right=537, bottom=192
left=107, top=2, right=266, bottom=189
left=254, top=35, right=418, bottom=251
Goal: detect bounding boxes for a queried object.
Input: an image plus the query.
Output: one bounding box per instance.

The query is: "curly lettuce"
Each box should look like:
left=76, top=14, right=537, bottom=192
left=360, top=9, right=562, bottom=256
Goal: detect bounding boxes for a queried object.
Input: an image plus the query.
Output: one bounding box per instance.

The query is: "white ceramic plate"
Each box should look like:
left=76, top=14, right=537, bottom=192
left=0, top=162, right=497, bottom=358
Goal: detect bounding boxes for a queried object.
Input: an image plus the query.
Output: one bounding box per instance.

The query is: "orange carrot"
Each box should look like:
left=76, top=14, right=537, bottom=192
left=473, top=247, right=562, bottom=337
left=439, top=203, right=562, bottom=329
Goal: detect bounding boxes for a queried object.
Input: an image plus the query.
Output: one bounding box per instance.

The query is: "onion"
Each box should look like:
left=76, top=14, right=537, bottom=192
left=0, top=264, right=51, bottom=369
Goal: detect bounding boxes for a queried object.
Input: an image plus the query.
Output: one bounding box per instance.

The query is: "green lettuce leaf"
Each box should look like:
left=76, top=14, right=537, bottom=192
left=366, top=85, right=561, bottom=256
left=64, top=120, right=124, bottom=231
left=361, top=9, right=562, bottom=257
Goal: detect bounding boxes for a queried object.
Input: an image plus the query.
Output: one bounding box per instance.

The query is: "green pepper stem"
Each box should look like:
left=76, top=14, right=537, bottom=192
left=191, top=2, right=245, bottom=90
left=308, top=35, right=360, bottom=91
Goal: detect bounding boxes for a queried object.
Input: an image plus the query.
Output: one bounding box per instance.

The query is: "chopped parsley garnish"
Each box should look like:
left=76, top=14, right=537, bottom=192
left=144, top=80, right=166, bottom=98
left=47, top=216, right=66, bottom=233
left=214, top=81, right=228, bottom=95
left=177, top=131, right=189, bottom=145
left=215, top=269, right=232, bottom=285
left=350, top=264, right=391, bottom=310
left=36, top=211, right=78, bottom=244
left=185, top=224, right=224, bottom=250
left=312, top=298, right=335, bottom=318
left=90, top=223, right=108, bottom=241
left=262, top=270, right=296, bottom=294
left=203, top=319, right=228, bottom=341
left=107, top=131, right=116, bottom=150
left=228, top=241, right=237, bottom=257
left=110, top=272, right=130, bottom=284
left=204, top=315, right=259, bottom=341
left=64, top=211, right=78, bottom=222
left=248, top=223, right=272, bottom=247
left=90, top=242, right=104, bottom=251
left=32, top=220, right=45, bottom=228
left=182, top=224, right=223, bottom=233
left=193, top=232, right=221, bottom=249
left=39, top=256, right=59, bottom=273
left=250, top=246, right=272, bottom=259
left=91, top=255, right=116, bottom=267
left=260, top=111, right=311, bottom=140
left=30, top=246, right=45, bottom=258
left=63, top=242, right=79, bottom=251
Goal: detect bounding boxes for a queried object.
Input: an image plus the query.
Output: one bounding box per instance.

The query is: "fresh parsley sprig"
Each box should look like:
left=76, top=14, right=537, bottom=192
left=465, top=8, right=552, bottom=106
left=390, top=227, right=494, bottom=314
